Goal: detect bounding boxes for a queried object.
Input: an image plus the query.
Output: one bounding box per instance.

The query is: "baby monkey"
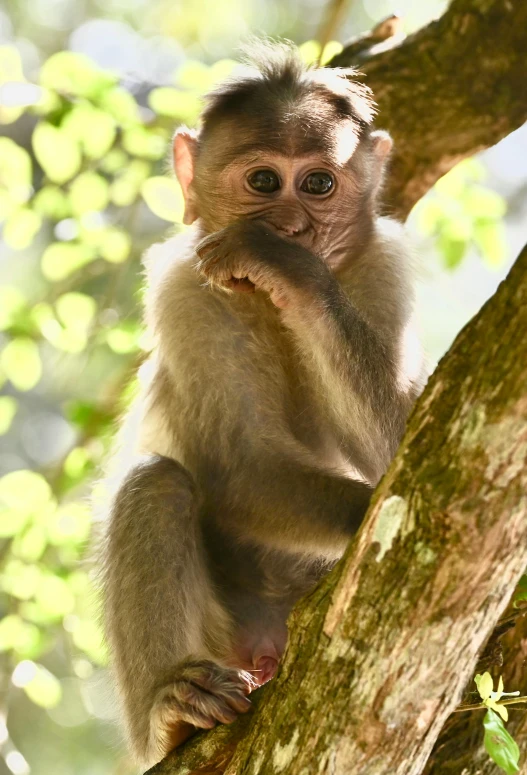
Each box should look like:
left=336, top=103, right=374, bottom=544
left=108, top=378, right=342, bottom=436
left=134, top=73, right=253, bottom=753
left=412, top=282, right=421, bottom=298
left=101, top=41, right=425, bottom=768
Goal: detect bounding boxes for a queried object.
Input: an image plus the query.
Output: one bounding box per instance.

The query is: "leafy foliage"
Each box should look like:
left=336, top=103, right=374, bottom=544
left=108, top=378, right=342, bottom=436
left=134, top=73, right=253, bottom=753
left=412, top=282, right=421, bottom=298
left=0, top=37, right=512, bottom=772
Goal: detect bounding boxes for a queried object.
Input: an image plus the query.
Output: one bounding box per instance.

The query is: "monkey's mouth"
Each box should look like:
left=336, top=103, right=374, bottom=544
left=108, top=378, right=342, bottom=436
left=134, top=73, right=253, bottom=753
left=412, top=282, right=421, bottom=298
left=226, top=276, right=256, bottom=293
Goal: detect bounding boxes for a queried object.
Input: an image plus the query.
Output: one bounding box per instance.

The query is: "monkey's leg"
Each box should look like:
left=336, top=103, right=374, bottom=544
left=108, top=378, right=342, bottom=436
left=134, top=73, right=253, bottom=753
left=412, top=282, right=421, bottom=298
left=103, top=456, right=254, bottom=767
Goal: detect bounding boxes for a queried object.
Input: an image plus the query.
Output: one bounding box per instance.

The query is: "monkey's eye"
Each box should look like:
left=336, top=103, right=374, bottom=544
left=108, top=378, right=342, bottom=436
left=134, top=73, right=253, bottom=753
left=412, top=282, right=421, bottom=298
left=301, top=172, right=334, bottom=196
left=247, top=169, right=281, bottom=194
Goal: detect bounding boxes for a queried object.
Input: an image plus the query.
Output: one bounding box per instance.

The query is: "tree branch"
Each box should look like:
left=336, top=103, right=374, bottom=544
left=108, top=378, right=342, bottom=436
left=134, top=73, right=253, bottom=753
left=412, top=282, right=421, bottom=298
left=330, top=0, right=527, bottom=218
left=147, top=239, right=527, bottom=774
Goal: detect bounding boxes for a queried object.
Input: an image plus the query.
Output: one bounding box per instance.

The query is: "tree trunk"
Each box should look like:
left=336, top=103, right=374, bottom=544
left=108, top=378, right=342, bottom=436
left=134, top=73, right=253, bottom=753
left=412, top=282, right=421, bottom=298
left=145, top=3, right=527, bottom=773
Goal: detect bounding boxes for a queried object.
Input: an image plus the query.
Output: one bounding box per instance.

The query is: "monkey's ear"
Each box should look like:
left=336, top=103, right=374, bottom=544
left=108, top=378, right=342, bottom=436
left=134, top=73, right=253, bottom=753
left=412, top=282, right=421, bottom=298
left=173, top=128, right=199, bottom=225
left=370, top=130, right=393, bottom=161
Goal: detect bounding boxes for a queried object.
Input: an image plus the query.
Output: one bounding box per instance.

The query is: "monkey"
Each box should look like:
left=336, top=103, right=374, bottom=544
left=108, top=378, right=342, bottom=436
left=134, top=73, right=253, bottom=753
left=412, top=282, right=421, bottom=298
left=100, top=41, right=426, bottom=769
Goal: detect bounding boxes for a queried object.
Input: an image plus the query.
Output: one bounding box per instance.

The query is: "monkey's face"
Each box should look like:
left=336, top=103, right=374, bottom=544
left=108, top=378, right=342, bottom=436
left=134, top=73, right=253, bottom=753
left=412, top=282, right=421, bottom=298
left=174, top=94, right=392, bottom=271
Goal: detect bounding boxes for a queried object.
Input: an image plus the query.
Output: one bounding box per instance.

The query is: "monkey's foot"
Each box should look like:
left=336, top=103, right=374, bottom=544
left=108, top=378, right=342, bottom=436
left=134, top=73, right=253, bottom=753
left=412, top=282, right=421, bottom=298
left=149, top=659, right=255, bottom=759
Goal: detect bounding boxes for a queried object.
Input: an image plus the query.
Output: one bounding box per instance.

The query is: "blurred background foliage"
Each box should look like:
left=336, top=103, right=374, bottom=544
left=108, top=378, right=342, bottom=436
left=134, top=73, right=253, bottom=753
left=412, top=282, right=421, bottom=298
left=0, top=0, right=526, bottom=773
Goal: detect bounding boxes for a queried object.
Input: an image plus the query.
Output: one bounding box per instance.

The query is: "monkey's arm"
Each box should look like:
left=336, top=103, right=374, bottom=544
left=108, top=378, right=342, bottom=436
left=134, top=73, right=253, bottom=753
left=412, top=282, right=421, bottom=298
left=197, top=220, right=422, bottom=482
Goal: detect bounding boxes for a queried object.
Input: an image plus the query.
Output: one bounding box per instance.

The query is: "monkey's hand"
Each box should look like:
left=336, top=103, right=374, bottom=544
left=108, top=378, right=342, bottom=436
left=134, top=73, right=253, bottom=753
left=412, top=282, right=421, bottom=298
left=196, top=221, right=332, bottom=309
left=149, top=660, right=255, bottom=759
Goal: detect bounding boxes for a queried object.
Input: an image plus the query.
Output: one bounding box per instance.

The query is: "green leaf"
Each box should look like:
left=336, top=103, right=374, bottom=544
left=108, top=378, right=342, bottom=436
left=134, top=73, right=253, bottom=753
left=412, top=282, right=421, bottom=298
left=514, top=575, right=527, bottom=606
left=483, top=709, right=520, bottom=774
left=0, top=470, right=53, bottom=518
left=98, top=86, right=140, bottom=124
left=2, top=560, right=41, bottom=599
left=14, top=661, right=62, bottom=708
left=12, top=525, right=47, bottom=561
left=69, top=171, right=109, bottom=215
left=106, top=321, right=142, bottom=353
left=99, top=227, right=131, bottom=263
left=0, top=615, right=41, bottom=654
left=40, top=51, right=116, bottom=98
left=34, top=575, right=75, bottom=619
left=463, top=186, right=507, bottom=219
left=0, top=395, right=17, bottom=434
left=0, top=45, right=26, bottom=124
left=148, top=88, right=201, bottom=122
left=32, top=185, right=71, bottom=219
left=3, top=207, right=42, bottom=249
left=0, top=286, right=26, bottom=330
left=123, top=127, right=166, bottom=159
left=32, top=123, right=81, bottom=184
left=47, top=503, right=91, bottom=546
left=56, top=292, right=97, bottom=330
left=141, top=176, right=184, bottom=222
left=62, top=104, right=116, bottom=160
left=71, top=618, right=107, bottom=664
left=474, top=220, right=507, bottom=267
left=439, top=234, right=467, bottom=270
left=1, top=337, right=42, bottom=391
left=41, top=242, right=95, bottom=281
left=0, top=137, right=32, bottom=202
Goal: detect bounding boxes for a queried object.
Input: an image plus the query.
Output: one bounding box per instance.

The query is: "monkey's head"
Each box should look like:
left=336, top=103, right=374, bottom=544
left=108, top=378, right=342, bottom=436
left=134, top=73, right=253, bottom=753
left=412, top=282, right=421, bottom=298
left=174, top=41, right=392, bottom=269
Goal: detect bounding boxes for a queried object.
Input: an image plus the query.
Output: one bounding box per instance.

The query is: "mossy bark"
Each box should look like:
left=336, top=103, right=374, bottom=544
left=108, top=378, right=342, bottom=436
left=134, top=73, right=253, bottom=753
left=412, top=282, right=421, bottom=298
left=145, top=3, right=527, bottom=772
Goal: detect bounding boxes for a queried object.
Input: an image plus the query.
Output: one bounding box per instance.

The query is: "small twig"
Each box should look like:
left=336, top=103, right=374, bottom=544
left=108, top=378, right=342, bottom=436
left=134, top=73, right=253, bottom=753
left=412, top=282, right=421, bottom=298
left=453, top=697, right=527, bottom=713
left=316, top=0, right=351, bottom=65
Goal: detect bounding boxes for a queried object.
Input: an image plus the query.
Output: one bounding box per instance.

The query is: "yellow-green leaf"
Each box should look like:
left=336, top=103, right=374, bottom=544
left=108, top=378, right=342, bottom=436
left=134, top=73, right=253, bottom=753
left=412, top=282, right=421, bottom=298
left=0, top=137, right=32, bottom=202
left=0, top=286, right=26, bottom=330
left=123, top=127, right=166, bottom=159
left=15, top=661, right=62, bottom=708
left=1, top=337, right=42, bottom=391
left=40, top=51, right=115, bottom=98
left=41, top=242, right=95, bottom=281
left=69, top=171, right=109, bottom=215
left=62, top=104, right=117, bottom=159
left=148, top=88, right=201, bottom=122
left=32, top=123, right=81, bottom=184
left=0, top=396, right=17, bottom=434
left=99, top=227, right=131, bottom=263
left=3, top=208, right=42, bottom=249
left=141, top=176, right=184, bottom=222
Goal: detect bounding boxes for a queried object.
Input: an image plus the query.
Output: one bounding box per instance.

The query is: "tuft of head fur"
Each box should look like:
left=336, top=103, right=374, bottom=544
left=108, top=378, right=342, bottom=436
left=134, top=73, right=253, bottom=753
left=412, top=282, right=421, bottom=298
left=199, top=39, right=376, bottom=138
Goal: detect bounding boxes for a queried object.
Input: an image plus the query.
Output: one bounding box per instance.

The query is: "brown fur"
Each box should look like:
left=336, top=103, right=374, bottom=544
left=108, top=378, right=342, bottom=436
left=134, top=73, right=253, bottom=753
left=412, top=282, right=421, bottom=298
left=99, top=41, right=426, bottom=768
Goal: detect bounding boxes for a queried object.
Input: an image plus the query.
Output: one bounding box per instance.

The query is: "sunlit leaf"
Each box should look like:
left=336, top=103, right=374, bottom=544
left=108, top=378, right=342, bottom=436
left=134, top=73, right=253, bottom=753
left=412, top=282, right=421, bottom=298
left=175, top=59, right=213, bottom=91
left=110, top=160, right=151, bottom=206
left=0, top=286, right=26, bottom=330
left=1, top=337, right=42, bottom=391
left=47, top=503, right=91, bottom=546
left=72, top=618, right=107, bottom=664
left=41, top=242, right=95, bottom=281
left=32, top=123, right=81, bottom=184
left=483, top=709, right=520, bottom=774
left=98, top=86, right=140, bottom=124
left=106, top=321, right=142, bottom=353
left=463, top=186, right=507, bottom=219
left=320, top=41, right=343, bottom=65
left=69, top=171, right=109, bottom=215
left=299, top=40, right=321, bottom=65
left=0, top=396, right=17, bottom=434
left=474, top=220, right=508, bottom=267
left=0, top=137, right=32, bottom=203
left=99, top=227, right=131, bottom=263
left=32, top=185, right=71, bottom=220
left=148, top=87, right=201, bottom=121
left=141, top=176, right=184, bottom=221
left=3, top=207, right=42, bottom=249
left=62, top=104, right=117, bottom=159
left=414, top=199, right=444, bottom=237
left=40, top=51, right=116, bottom=98
left=35, top=575, right=76, bottom=619
left=0, top=45, right=26, bottom=123
left=63, top=447, right=90, bottom=479
left=12, top=524, right=47, bottom=561
left=123, top=127, right=166, bottom=159
left=22, top=663, right=62, bottom=708
left=100, top=148, right=128, bottom=174
left=2, top=560, right=41, bottom=600
left=56, top=292, right=97, bottom=330
left=0, top=615, right=41, bottom=655
left=439, top=234, right=467, bottom=270
left=0, top=470, right=53, bottom=516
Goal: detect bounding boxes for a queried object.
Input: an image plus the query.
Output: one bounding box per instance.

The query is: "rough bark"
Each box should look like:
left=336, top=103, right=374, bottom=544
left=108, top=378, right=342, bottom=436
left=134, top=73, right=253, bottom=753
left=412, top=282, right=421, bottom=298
left=331, top=0, right=527, bottom=219
left=146, top=244, right=527, bottom=775
left=144, top=4, right=527, bottom=773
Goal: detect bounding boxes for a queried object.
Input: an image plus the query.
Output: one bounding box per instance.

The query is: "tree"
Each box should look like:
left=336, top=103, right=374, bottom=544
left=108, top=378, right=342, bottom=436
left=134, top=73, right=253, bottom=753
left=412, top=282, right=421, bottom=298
left=145, top=1, right=527, bottom=773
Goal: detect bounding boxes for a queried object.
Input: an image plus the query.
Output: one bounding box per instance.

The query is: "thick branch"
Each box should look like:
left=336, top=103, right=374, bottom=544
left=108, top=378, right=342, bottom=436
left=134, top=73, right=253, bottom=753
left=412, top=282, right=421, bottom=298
left=331, top=0, right=527, bottom=218
left=147, top=241, right=527, bottom=775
